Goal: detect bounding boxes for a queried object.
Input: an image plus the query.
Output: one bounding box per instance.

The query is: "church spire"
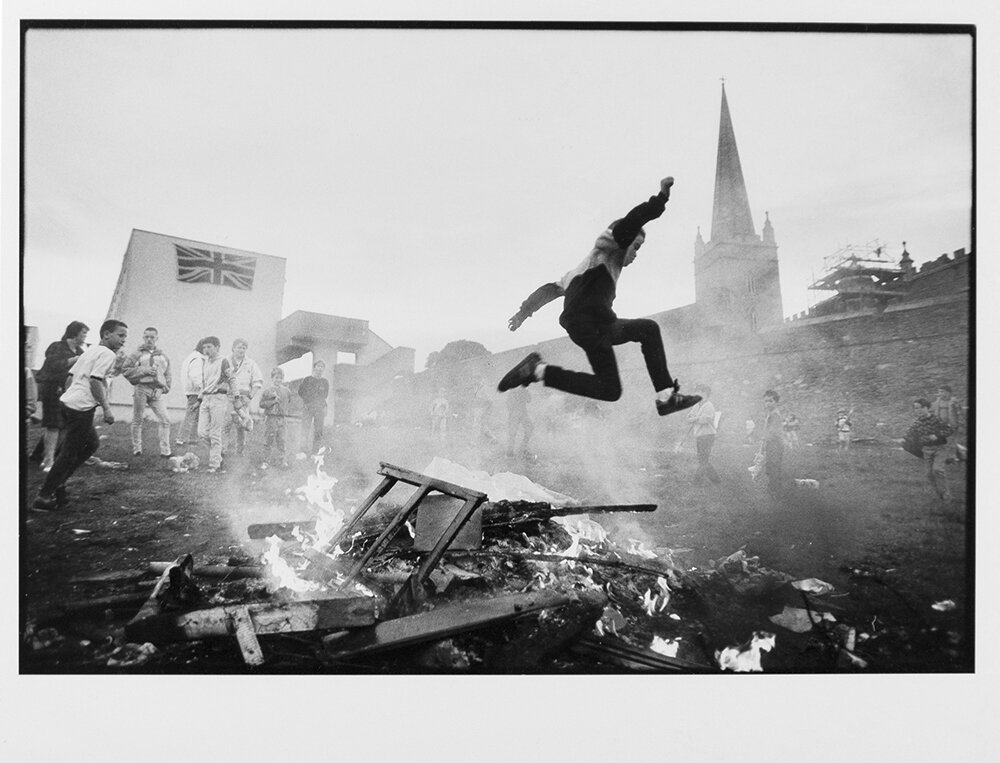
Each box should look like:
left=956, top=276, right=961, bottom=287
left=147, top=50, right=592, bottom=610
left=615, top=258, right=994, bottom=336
left=710, top=82, right=756, bottom=242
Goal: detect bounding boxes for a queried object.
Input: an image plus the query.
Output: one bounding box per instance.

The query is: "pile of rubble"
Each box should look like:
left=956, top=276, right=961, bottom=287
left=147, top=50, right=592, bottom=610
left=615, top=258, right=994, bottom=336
left=22, top=458, right=888, bottom=672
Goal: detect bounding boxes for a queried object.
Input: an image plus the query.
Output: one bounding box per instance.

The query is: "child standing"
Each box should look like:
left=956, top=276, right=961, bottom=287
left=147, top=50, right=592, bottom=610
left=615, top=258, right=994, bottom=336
left=259, top=367, right=291, bottom=468
left=835, top=409, right=853, bottom=452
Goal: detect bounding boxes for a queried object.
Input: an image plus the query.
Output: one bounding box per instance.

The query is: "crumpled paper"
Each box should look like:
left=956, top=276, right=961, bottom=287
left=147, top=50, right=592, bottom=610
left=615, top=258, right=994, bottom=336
left=716, top=631, right=776, bottom=672
left=106, top=642, right=158, bottom=667
left=932, top=599, right=957, bottom=612
left=769, top=605, right=837, bottom=633
left=422, top=457, right=577, bottom=506
left=791, top=578, right=835, bottom=595
left=650, top=635, right=680, bottom=658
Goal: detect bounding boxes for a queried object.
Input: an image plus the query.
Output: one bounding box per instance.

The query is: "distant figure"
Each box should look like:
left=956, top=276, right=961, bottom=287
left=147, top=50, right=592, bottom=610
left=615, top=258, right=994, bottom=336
left=297, top=359, right=330, bottom=454
left=498, top=176, right=700, bottom=418
left=761, top=390, right=786, bottom=495
left=905, top=397, right=955, bottom=505
left=430, top=388, right=451, bottom=443
left=686, top=384, right=720, bottom=485
left=197, top=337, right=232, bottom=474
left=506, top=386, right=534, bottom=457
left=259, top=367, right=292, bottom=468
left=224, top=339, right=264, bottom=457
left=744, top=417, right=756, bottom=445
left=931, top=385, right=963, bottom=463
left=471, top=378, right=496, bottom=444
left=32, top=320, right=128, bottom=511
left=32, top=321, right=89, bottom=471
left=177, top=340, right=206, bottom=447
left=835, top=408, right=853, bottom=452
left=25, top=366, right=38, bottom=422
left=783, top=413, right=801, bottom=449
left=122, top=326, right=173, bottom=457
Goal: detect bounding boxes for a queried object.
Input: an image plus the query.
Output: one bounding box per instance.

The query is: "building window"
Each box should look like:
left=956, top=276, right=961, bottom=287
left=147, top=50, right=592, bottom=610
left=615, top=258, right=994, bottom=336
left=749, top=310, right=758, bottom=331
left=746, top=274, right=757, bottom=294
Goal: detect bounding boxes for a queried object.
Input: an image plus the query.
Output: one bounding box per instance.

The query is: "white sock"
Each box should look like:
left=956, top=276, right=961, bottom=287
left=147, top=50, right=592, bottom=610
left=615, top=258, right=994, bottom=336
left=656, top=389, right=673, bottom=403
left=534, top=362, right=547, bottom=382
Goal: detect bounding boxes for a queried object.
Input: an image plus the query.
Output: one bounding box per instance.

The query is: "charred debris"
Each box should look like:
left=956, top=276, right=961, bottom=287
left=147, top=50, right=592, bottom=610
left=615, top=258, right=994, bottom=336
left=23, top=461, right=936, bottom=673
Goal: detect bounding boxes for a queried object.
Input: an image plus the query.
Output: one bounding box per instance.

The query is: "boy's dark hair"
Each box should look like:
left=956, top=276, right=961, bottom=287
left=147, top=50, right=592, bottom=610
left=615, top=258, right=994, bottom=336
left=914, top=397, right=932, bottom=409
left=764, top=389, right=779, bottom=403
left=100, top=319, right=127, bottom=337
left=61, top=320, right=89, bottom=340
left=201, top=336, right=221, bottom=349
left=145, top=326, right=158, bottom=334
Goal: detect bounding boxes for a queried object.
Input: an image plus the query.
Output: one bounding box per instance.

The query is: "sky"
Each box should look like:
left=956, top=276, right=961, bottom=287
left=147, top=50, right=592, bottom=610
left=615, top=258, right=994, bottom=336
left=16, top=24, right=973, bottom=370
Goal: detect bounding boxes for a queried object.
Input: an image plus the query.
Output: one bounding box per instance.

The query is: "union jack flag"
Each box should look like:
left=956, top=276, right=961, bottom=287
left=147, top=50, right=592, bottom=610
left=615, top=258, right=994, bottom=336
left=175, top=244, right=256, bottom=291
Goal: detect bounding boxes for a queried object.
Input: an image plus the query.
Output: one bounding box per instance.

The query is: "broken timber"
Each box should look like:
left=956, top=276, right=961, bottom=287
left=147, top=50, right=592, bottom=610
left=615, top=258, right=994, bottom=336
left=246, top=503, right=656, bottom=541
left=124, top=596, right=378, bottom=644
left=322, top=590, right=574, bottom=660
left=321, top=462, right=488, bottom=617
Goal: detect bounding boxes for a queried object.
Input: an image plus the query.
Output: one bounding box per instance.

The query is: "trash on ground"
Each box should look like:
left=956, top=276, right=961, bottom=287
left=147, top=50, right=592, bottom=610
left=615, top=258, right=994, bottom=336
left=716, top=631, right=776, bottom=672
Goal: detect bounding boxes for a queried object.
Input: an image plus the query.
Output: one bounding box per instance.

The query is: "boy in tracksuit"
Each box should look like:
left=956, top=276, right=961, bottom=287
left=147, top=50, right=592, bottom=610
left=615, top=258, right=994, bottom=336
left=259, top=367, right=291, bottom=468
left=498, top=176, right=700, bottom=418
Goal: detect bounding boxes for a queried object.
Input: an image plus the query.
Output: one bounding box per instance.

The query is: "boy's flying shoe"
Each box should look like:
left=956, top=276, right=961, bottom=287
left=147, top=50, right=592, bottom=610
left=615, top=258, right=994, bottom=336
left=498, top=352, right=541, bottom=392
left=656, top=380, right=702, bottom=417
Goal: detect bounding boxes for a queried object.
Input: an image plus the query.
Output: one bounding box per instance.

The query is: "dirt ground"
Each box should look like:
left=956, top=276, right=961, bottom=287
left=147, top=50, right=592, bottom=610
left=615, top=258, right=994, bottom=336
left=19, top=415, right=971, bottom=673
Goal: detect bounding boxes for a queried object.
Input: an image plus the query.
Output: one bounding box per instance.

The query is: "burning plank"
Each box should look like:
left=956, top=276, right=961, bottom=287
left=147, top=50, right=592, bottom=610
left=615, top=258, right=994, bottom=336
left=322, top=590, right=574, bottom=660
left=125, top=595, right=378, bottom=644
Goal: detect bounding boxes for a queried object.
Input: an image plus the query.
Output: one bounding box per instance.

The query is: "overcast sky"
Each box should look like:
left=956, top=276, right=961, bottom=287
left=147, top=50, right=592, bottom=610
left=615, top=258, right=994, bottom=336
left=20, top=25, right=972, bottom=368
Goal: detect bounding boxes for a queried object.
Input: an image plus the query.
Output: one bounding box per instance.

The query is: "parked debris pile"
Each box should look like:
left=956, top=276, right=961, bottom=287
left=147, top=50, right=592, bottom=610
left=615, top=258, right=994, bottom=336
left=22, top=459, right=961, bottom=673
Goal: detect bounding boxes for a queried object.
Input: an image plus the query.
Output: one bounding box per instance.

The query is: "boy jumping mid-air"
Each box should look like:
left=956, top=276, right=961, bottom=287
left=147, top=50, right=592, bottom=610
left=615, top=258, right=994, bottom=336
left=498, top=176, right=700, bottom=418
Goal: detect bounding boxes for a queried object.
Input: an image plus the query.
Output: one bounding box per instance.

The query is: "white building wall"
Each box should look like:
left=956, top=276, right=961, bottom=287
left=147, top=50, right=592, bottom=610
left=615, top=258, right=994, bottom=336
left=106, top=229, right=286, bottom=419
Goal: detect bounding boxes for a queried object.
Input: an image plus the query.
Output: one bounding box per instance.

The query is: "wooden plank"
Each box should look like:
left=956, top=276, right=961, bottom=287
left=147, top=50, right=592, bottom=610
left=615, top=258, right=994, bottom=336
left=379, top=462, right=487, bottom=502
left=247, top=521, right=316, bottom=540
left=69, top=569, right=149, bottom=584
left=323, top=590, right=572, bottom=659
left=447, top=549, right=672, bottom=579
left=128, top=555, right=191, bottom=626
left=147, top=562, right=263, bottom=579
left=125, top=595, right=378, bottom=643
left=229, top=606, right=266, bottom=666
left=60, top=592, right=152, bottom=614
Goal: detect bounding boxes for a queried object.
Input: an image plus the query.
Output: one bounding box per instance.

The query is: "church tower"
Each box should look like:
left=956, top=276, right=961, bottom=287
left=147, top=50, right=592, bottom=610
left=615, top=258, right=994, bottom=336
left=694, top=83, right=783, bottom=332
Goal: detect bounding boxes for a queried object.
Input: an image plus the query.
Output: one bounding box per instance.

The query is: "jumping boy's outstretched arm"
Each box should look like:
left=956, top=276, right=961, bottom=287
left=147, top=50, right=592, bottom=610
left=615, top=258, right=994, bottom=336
left=507, top=177, right=674, bottom=332
left=508, top=282, right=564, bottom=331
left=610, top=176, right=673, bottom=247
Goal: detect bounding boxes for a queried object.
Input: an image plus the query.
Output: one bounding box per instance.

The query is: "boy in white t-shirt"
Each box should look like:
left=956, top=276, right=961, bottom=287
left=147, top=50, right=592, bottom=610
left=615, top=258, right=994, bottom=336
left=33, top=320, right=128, bottom=511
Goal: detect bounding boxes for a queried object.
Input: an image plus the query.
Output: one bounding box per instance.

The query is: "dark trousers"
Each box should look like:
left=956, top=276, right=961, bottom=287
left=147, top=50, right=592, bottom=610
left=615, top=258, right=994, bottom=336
left=40, top=406, right=99, bottom=496
left=544, top=316, right=673, bottom=401
left=764, top=438, right=785, bottom=494
left=694, top=435, right=721, bottom=483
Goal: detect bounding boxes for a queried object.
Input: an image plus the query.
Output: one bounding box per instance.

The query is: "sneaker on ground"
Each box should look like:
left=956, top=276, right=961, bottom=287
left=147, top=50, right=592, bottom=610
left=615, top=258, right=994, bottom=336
left=498, top=352, right=541, bottom=392
left=32, top=494, right=59, bottom=511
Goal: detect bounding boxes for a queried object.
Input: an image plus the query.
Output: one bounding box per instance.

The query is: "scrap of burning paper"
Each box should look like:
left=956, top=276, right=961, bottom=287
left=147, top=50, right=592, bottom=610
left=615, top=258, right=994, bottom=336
left=790, top=578, right=835, bottom=595
left=716, top=631, right=776, bottom=672
left=650, top=635, right=680, bottom=658
left=932, top=599, right=957, bottom=612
